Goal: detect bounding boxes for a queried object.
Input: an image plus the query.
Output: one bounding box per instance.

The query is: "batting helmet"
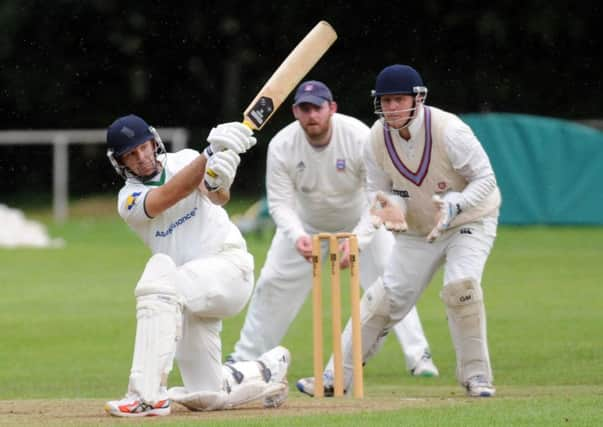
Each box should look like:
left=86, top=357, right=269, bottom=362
left=106, top=114, right=155, bottom=157
left=106, top=114, right=166, bottom=180
left=373, top=65, right=427, bottom=97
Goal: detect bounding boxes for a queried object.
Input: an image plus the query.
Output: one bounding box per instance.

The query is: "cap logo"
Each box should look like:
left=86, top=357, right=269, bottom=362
left=303, top=84, right=314, bottom=92
left=120, top=126, right=135, bottom=139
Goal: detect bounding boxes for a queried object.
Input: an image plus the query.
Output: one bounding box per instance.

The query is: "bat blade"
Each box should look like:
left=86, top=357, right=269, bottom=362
left=243, top=21, right=337, bottom=130
left=206, top=21, right=336, bottom=182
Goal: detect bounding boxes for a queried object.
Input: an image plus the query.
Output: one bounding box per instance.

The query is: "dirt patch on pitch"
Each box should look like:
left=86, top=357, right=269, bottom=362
left=0, top=395, right=443, bottom=426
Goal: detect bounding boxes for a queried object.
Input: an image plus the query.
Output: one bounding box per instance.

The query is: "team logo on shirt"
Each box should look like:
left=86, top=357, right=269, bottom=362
left=437, top=181, right=448, bottom=191
left=335, top=159, right=346, bottom=171
left=126, top=192, right=142, bottom=210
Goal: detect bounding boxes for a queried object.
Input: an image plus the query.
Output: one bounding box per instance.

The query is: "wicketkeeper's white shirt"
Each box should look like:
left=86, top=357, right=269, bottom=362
left=266, top=113, right=371, bottom=243
left=117, top=149, right=246, bottom=266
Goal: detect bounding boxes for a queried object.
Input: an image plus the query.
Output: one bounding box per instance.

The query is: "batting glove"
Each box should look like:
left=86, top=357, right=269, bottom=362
left=203, top=122, right=257, bottom=158
left=426, top=192, right=464, bottom=242
left=203, top=149, right=241, bottom=192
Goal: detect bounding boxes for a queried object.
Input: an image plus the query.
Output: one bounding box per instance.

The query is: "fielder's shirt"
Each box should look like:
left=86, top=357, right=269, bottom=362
left=266, top=113, right=372, bottom=244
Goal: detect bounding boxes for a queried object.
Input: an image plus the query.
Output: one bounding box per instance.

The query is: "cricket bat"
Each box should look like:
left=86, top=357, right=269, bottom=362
left=242, top=20, right=338, bottom=130
left=206, top=21, right=337, bottom=179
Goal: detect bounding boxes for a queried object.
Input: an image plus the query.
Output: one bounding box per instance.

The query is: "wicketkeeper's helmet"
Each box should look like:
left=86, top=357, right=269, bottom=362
left=373, top=64, right=427, bottom=97
left=371, top=64, right=428, bottom=129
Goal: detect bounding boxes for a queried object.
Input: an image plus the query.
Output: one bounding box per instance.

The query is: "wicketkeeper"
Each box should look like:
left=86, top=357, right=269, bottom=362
left=298, top=65, right=501, bottom=397
left=103, top=114, right=291, bottom=417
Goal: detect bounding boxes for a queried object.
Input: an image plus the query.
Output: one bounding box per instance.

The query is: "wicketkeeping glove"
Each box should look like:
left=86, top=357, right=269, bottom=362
left=203, top=149, right=241, bottom=192
left=203, top=122, right=257, bottom=158
left=426, top=192, right=464, bottom=242
left=369, top=192, right=408, bottom=232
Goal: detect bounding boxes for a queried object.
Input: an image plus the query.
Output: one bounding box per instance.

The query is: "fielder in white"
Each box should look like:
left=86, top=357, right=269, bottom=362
left=298, top=65, right=501, bottom=397
left=103, top=114, right=291, bottom=417
left=229, top=81, right=439, bottom=394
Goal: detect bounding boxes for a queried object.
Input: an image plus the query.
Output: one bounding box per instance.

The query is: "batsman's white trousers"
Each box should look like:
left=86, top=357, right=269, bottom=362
left=173, top=242, right=254, bottom=393
left=232, top=226, right=432, bottom=370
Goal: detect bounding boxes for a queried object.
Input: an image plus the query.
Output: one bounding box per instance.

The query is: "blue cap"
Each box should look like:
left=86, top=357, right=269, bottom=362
left=106, top=114, right=154, bottom=157
left=294, top=80, right=333, bottom=106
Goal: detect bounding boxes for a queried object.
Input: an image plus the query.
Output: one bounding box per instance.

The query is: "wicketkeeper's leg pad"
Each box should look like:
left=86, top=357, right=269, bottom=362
left=359, top=277, right=393, bottom=360
left=129, top=254, right=184, bottom=405
left=336, top=278, right=394, bottom=391
left=440, top=278, right=492, bottom=384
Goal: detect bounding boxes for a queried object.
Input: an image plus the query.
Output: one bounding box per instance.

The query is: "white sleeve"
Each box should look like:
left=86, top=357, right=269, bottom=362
left=363, top=137, right=392, bottom=198
left=444, top=120, right=497, bottom=209
left=351, top=138, right=392, bottom=250
left=266, top=142, right=307, bottom=244
left=117, top=185, right=153, bottom=224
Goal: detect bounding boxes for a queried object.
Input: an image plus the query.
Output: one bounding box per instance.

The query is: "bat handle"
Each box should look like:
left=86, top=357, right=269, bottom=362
left=242, top=119, right=255, bottom=130
left=206, top=120, right=255, bottom=179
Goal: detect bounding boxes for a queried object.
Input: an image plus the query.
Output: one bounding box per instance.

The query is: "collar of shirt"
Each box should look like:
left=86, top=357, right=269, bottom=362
left=406, top=104, right=425, bottom=140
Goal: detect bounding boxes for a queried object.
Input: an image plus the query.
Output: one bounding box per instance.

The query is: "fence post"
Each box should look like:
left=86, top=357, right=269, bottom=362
left=52, top=134, right=69, bottom=223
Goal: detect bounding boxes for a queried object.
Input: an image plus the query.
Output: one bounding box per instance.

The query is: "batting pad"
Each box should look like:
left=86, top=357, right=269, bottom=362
left=222, top=360, right=286, bottom=409
left=169, top=362, right=287, bottom=412
left=129, top=295, right=182, bottom=404
left=168, top=387, right=226, bottom=411
left=129, top=254, right=183, bottom=404
left=440, top=279, right=492, bottom=383
left=224, top=380, right=287, bottom=409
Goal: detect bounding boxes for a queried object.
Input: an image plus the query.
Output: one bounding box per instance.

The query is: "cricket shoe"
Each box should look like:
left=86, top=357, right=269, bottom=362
left=258, top=345, right=291, bottom=408
left=465, top=375, right=496, bottom=397
left=296, top=375, right=338, bottom=398
left=410, top=351, right=439, bottom=377
left=104, top=392, right=170, bottom=417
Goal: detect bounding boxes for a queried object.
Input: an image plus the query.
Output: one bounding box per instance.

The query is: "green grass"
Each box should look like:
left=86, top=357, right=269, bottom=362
left=1, top=197, right=602, bottom=426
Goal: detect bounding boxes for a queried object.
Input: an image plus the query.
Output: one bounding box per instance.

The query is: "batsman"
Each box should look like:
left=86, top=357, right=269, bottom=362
left=299, top=65, right=501, bottom=397
left=103, top=114, right=291, bottom=417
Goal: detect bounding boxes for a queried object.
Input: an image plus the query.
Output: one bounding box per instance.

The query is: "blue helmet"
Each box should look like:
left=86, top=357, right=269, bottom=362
left=372, top=65, right=428, bottom=129
left=373, top=64, right=427, bottom=97
left=107, top=114, right=155, bottom=157
left=106, top=114, right=165, bottom=180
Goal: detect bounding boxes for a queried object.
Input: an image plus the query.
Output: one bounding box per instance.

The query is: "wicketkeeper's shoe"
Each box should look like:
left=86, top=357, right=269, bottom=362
left=295, top=377, right=336, bottom=398
left=104, top=392, right=170, bottom=417
left=465, top=375, right=496, bottom=397
left=410, top=351, right=439, bottom=377
left=258, top=345, right=291, bottom=408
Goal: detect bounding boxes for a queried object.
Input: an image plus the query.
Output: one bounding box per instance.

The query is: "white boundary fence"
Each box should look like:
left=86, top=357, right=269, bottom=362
left=0, top=128, right=189, bottom=222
